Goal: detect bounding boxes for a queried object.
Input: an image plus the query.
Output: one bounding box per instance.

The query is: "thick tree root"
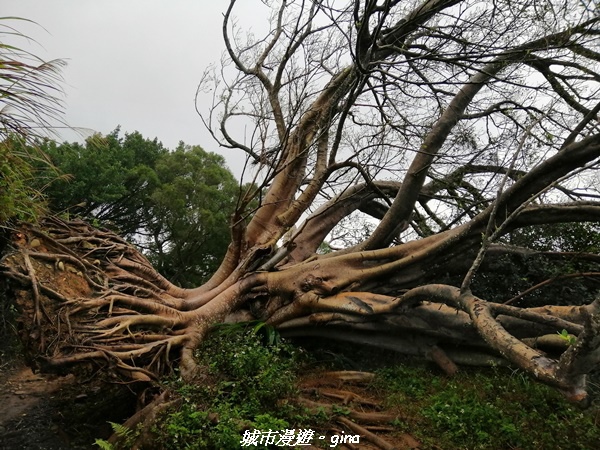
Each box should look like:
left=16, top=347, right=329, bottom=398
left=2, top=216, right=599, bottom=407
left=298, top=397, right=400, bottom=424
left=1, top=218, right=197, bottom=381
left=337, top=416, right=418, bottom=450
left=297, top=370, right=420, bottom=449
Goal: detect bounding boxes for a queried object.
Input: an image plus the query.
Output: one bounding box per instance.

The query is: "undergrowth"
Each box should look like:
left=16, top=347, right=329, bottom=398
left=96, top=332, right=600, bottom=450
left=373, top=364, right=600, bottom=450
left=152, top=323, right=310, bottom=450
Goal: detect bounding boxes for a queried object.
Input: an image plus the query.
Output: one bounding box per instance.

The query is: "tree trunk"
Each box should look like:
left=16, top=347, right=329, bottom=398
left=2, top=215, right=597, bottom=407
left=3, top=0, right=600, bottom=447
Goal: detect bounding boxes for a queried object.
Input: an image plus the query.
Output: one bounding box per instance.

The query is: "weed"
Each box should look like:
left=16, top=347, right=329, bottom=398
left=373, top=364, right=600, bottom=449
left=374, top=365, right=431, bottom=400
left=422, top=387, right=519, bottom=448
left=153, top=324, right=308, bottom=449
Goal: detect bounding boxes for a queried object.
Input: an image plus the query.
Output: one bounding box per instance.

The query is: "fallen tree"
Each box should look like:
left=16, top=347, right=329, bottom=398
left=2, top=0, right=600, bottom=443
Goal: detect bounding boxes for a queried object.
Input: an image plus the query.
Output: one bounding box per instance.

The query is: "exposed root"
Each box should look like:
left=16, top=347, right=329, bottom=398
left=295, top=370, right=421, bottom=450
left=320, top=371, right=376, bottom=383
left=22, top=252, right=45, bottom=328
left=297, top=398, right=399, bottom=424
left=426, top=345, right=458, bottom=376
left=108, top=389, right=183, bottom=449
left=337, top=416, right=400, bottom=450
left=1, top=218, right=197, bottom=381
left=302, top=387, right=382, bottom=407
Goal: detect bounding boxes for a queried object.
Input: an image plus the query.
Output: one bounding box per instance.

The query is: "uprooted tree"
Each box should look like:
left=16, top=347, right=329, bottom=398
left=2, top=0, right=600, bottom=427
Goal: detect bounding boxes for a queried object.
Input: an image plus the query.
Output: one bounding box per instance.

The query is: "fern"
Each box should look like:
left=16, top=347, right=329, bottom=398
left=93, top=422, right=136, bottom=449
left=110, top=421, right=133, bottom=438
left=93, top=439, right=113, bottom=450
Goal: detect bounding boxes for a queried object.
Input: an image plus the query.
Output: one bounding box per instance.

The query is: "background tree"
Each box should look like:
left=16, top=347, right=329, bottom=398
left=35, top=129, right=166, bottom=233
left=143, top=142, right=241, bottom=286
left=439, top=221, right=600, bottom=306
left=2, top=2, right=600, bottom=444
left=35, top=130, right=240, bottom=286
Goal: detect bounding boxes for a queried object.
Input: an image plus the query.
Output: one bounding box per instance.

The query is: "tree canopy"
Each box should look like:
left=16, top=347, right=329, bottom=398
left=35, top=130, right=240, bottom=286
left=2, top=2, right=600, bottom=445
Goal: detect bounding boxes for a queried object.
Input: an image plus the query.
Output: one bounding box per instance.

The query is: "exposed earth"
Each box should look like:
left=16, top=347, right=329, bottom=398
left=0, top=355, right=421, bottom=450
left=0, top=360, right=136, bottom=450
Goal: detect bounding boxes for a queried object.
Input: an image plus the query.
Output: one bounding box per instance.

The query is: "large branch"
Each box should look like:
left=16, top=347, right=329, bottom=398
left=244, top=0, right=472, bottom=252
left=397, top=285, right=597, bottom=403
left=362, top=18, right=600, bottom=250
left=244, top=67, right=356, bottom=248
left=470, top=132, right=600, bottom=231
left=289, top=181, right=400, bottom=262
left=511, top=202, right=600, bottom=228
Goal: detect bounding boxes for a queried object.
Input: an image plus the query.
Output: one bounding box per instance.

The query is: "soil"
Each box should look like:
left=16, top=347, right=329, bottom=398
left=0, top=361, right=419, bottom=450
left=0, top=229, right=138, bottom=449
left=0, top=359, right=137, bottom=450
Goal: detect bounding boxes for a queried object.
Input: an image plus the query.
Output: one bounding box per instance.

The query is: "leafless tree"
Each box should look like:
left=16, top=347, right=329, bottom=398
left=3, top=0, right=600, bottom=444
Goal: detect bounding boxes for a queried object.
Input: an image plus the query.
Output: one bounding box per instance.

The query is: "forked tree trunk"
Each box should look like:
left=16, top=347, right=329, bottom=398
left=2, top=215, right=597, bottom=407
left=2, top=2, right=600, bottom=447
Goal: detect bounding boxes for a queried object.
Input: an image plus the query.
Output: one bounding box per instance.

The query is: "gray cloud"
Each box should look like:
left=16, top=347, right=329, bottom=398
left=2, top=0, right=257, bottom=177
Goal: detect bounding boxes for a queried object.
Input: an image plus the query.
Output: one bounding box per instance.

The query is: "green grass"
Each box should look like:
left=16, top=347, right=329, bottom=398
left=101, top=333, right=600, bottom=450
left=373, top=364, right=600, bottom=450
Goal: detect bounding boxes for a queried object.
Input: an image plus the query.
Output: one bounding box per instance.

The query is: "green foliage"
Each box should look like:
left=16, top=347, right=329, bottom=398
left=34, top=129, right=241, bottom=286
left=35, top=129, right=167, bottom=228
left=317, top=241, right=333, bottom=254
left=0, top=138, right=47, bottom=222
left=93, top=422, right=137, bottom=450
left=422, top=387, right=519, bottom=448
left=509, top=222, right=600, bottom=253
left=375, top=364, right=600, bottom=450
left=374, top=365, right=431, bottom=399
left=196, top=325, right=301, bottom=413
left=146, top=142, right=239, bottom=286
left=0, top=18, right=66, bottom=224
left=154, top=326, right=306, bottom=449
left=159, top=405, right=209, bottom=449
left=432, top=221, right=600, bottom=307
left=558, top=329, right=577, bottom=346
left=93, top=439, right=114, bottom=450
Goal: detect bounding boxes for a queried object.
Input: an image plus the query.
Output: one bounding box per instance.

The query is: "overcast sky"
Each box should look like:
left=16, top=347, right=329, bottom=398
left=2, top=0, right=261, bottom=177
